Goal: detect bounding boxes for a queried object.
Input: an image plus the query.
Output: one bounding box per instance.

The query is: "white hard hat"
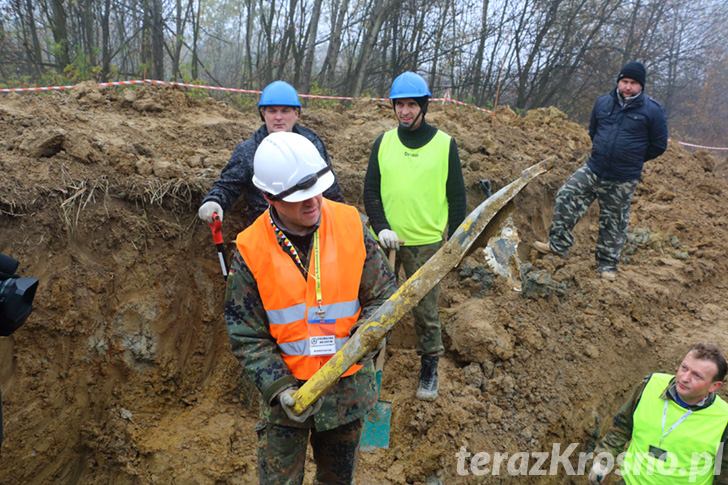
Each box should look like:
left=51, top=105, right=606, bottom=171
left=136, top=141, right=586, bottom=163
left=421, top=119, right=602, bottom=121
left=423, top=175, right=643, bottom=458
left=252, top=132, right=334, bottom=202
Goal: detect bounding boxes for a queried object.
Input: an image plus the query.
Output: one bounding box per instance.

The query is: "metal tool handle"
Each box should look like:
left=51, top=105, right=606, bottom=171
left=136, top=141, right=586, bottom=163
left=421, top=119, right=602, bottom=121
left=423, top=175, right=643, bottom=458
left=208, top=212, right=228, bottom=279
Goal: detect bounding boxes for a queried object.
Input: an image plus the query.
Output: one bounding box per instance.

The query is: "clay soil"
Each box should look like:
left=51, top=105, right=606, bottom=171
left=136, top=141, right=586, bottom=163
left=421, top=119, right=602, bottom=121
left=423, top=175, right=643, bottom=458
left=1, top=83, right=727, bottom=484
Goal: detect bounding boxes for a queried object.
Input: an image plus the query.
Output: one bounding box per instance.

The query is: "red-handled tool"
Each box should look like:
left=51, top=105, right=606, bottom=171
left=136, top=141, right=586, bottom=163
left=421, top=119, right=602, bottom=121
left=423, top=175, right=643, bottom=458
left=208, top=212, right=228, bottom=280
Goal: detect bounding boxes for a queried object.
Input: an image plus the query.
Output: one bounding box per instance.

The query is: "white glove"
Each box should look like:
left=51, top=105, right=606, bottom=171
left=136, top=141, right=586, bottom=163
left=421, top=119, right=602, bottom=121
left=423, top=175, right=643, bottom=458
left=378, top=229, right=401, bottom=250
left=588, top=460, right=610, bottom=484
left=278, top=387, right=323, bottom=423
left=198, top=201, right=223, bottom=223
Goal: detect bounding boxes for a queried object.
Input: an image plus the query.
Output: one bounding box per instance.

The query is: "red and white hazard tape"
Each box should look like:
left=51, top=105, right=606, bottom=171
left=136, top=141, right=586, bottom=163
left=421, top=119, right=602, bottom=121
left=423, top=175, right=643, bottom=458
left=674, top=140, right=728, bottom=151
left=0, top=79, right=150, bottom=93
left=3, top=79, right=726, bottom=151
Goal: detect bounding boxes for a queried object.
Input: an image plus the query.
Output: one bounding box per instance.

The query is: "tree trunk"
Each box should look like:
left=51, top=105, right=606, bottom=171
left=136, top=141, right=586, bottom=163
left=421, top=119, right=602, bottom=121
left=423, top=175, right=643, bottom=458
left=151, top=0, right=164, bottom=79
left=351, top=0, right=398, bottom=96
left=622, top=0, right=641, bottom=63
left=318, top=0, right=350, bottom=89
left=81, top=0, right=96, bottom=67
left=49, top=0, right=70, bottom=72
left=171, top=0, right=190, bottom=80
left=471, top=0, right=489, bottom=103
left=275, top=0, right=299, bottom=80
left=243, top=0, right=254, bottom=84
left=515, top=0, right=563, bottom=108
left=100, top=0, right=111, bottom=80
left=259, top=0, right=276, bottom=84
left=300, top=0, right=323, bottom=93
left=481, top=1, right=509, bottom=104
left=21, top=0, right=43, bottom=75
left=191, top=0, right=201, bottom=79
left=429, top=1, right=450, bottom=90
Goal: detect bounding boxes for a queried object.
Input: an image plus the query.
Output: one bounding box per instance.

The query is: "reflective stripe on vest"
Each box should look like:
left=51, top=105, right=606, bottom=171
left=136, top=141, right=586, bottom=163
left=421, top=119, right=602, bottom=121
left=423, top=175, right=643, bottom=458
left=236, top=199, right=366, bottom=381
left=378, top=128, right=450, bottom=245
left=623, top=372, right=728, bottom=485
left=266, top=300, right=360, bottom=325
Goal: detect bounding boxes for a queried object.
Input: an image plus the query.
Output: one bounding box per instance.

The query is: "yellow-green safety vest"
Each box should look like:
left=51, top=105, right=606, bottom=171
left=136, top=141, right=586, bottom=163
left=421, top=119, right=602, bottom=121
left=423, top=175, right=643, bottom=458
left=622, top=372, right=728, bottom=485
left=378, top=128, right=451, bottom=246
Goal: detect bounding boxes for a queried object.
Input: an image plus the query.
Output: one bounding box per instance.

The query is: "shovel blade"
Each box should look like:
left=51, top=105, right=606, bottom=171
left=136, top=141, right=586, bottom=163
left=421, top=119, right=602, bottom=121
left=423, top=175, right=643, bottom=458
left=360, top=370, right=391, bottom=451
left=360, top=401, right=391, bottom=451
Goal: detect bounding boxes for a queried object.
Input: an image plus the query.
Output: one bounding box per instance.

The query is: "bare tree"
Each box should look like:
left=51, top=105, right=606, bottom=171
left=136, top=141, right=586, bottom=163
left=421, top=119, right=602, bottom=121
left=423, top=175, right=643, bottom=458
left=300, top=0, right=323, bottom=93
left=318, top=0, right=351, bottom=88
left=48, top=0, right=70, bottom=71
left=351, top=0, right=400, bottom=96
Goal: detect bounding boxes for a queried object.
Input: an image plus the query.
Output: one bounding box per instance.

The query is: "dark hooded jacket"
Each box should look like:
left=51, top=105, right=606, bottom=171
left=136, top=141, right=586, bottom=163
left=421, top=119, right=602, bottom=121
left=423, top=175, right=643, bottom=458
left=202, top=124, right=344, bottom=226
left=586, top=89, right=668, bottom=182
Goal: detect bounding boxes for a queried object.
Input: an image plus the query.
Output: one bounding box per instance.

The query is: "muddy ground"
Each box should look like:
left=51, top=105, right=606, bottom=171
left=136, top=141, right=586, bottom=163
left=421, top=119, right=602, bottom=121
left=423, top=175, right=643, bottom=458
left=0, top=83, right=726, bottom=484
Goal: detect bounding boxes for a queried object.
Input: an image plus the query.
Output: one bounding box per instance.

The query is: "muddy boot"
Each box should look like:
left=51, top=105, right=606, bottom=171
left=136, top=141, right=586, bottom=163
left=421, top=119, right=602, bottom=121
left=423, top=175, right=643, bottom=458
left=599, top=270, right=617, bottom=281
left=416, top=355, right=439, bottom=401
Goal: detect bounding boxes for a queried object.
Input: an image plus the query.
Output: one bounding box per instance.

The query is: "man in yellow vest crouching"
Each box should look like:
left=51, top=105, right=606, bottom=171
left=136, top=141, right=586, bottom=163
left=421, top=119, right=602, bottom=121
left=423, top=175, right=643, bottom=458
left=590, top=343, right=728, bottom=484
left=224, top=131, right=396, bottom=483
left=363, top=71, right=466, bottom=401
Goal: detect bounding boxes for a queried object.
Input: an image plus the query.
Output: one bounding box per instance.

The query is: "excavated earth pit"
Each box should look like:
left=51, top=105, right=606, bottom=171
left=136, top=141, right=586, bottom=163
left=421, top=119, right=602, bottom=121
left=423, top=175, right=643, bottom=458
left=0, top=84, right=727, bottom=484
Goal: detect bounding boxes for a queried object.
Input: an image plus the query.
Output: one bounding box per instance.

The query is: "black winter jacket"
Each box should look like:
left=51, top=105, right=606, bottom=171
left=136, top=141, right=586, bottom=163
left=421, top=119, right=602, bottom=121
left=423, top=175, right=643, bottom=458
left=586, top=89, right=668, bottom=182
left=202, top=124, right=344, bottom=226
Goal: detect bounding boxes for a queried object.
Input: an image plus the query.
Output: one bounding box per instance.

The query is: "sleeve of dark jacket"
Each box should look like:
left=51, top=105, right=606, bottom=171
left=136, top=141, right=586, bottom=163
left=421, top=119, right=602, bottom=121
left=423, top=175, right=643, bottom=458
left=363, top=134, right=389, bottom=234
left=588, top=97, right=600, bottom=141
left=645, top=98, right=668, bottom=161
left=446, top=138, right=466, bottom=238
left=202, top=140, right=257, bottom=212
left=224, top=250, right=298, bottom=405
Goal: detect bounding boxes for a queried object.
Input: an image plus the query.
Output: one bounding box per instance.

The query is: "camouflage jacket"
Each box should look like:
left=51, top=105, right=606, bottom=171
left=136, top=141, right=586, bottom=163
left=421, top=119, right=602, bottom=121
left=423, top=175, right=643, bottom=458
left=202, top=124, right=345, bottom=226
left=596, top=374, right=728, bottom=484
left=224, top=209, right=397, bottom=431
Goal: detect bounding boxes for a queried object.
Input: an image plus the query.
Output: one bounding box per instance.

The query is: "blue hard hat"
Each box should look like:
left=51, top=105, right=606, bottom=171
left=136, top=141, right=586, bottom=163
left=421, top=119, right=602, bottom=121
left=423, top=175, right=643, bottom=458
left=389, top=72, right=432, bottom=99
left=258, top=81, right=302, bottom=108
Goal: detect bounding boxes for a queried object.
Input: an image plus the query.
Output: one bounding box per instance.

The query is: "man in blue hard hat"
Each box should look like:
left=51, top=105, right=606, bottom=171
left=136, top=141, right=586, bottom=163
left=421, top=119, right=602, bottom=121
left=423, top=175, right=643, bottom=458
left=198, top=80, right=344, bottom=226
left=363, top=71, right=466, bottom=401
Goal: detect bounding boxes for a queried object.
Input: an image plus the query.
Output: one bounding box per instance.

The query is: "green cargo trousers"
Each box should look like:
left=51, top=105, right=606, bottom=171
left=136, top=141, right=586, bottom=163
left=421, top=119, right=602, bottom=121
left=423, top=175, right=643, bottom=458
left=395, top=241, right=444, bottom=356
left=256, top=418, right=363, bottom=484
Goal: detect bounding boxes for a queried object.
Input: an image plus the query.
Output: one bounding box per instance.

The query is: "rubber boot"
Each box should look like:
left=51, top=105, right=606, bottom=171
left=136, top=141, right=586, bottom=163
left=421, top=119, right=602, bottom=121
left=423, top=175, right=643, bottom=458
left=416, top=355, right=439, bottom=401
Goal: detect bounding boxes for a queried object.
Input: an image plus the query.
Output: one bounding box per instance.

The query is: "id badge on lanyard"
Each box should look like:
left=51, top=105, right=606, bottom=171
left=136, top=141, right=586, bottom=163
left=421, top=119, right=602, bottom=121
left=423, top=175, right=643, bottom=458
left=649, top=399, right=692, bottom=461
left=308, top=230, right=336, bottom=356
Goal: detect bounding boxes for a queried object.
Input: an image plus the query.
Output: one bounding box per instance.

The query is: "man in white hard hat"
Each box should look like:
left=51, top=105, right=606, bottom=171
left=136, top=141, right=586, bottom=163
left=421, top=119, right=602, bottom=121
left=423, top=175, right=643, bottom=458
left=198, top=80, right=344, bottom=227
left=224, top=131, right=396, bottom=483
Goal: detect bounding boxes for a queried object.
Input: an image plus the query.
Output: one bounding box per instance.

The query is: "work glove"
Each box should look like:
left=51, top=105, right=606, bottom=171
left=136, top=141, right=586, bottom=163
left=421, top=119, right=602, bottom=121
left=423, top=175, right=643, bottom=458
left=588, top=459, right=610, bottom=484
left=198, top=201, right=223, bottom=223
left=378, top=229, right=400, bottom=250
left=278, top=387, right=323, bottom=423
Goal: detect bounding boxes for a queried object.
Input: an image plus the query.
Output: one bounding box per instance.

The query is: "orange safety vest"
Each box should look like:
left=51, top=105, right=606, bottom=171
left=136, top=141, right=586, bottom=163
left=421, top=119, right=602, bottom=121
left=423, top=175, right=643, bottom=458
left=237, top=199, right=366, bottom=380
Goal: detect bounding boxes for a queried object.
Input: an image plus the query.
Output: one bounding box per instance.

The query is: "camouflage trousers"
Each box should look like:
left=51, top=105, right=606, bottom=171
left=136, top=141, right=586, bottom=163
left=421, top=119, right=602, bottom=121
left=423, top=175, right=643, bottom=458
left=256, top=418, right=363, bottom=484
left=396, top=241, right=444, bottom=356
left=548, top=165, right=638, bottom=272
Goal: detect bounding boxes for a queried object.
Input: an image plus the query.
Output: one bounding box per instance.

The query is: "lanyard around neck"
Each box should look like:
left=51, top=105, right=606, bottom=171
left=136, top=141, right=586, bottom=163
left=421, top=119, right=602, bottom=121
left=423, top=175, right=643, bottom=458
left=660, top=399, right=692, bottom=446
